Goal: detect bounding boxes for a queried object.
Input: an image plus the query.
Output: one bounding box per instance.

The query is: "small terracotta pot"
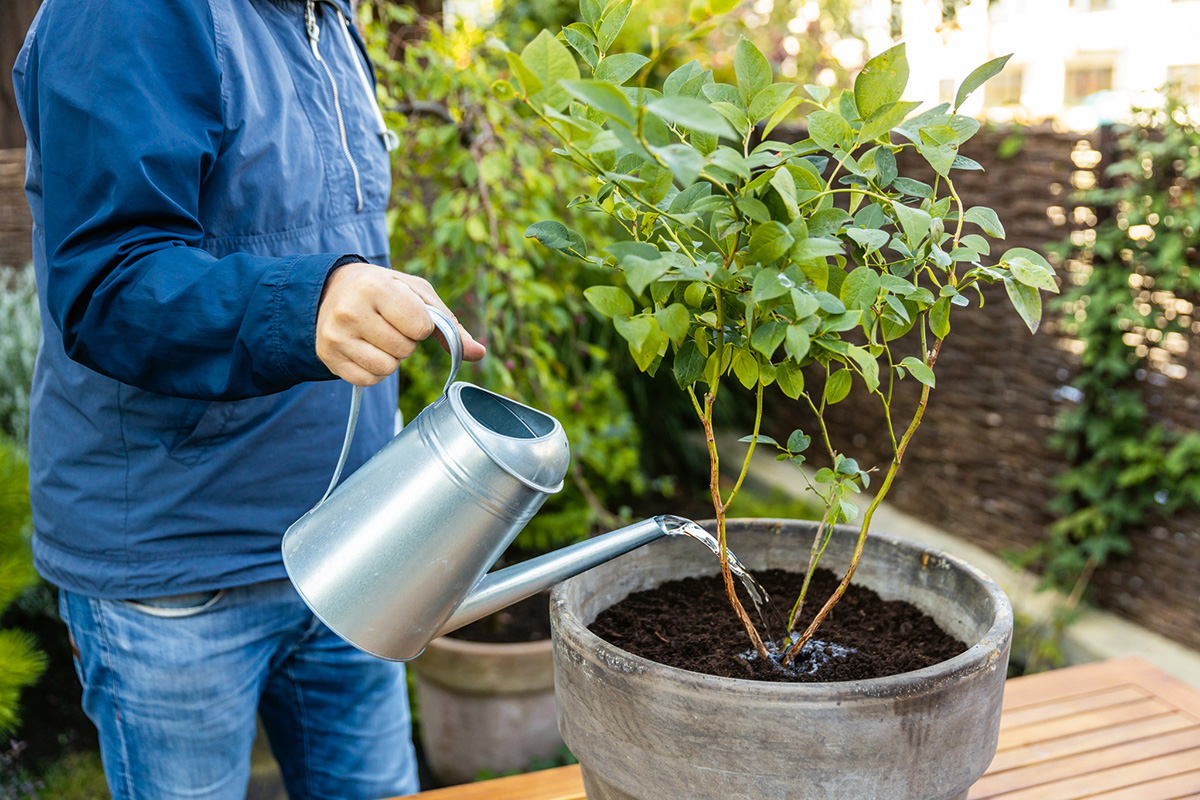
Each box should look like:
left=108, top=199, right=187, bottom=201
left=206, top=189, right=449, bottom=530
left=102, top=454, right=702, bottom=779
left=410, top=632, right=562, bottom=786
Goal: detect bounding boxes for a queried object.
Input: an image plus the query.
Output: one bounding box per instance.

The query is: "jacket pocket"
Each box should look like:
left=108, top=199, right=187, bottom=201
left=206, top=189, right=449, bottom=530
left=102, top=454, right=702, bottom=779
left=121, top=589, right=226, bottom=618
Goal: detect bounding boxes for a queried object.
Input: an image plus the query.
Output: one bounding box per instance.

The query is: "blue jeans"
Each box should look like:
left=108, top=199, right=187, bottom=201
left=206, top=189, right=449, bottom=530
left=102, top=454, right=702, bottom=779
left=59, top=579, right=419, bottom=800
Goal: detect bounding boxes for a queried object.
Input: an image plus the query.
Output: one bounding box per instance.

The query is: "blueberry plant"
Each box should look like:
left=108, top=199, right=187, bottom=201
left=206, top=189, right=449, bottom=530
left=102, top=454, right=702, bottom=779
left=507, top=0, right=1058, bottom=662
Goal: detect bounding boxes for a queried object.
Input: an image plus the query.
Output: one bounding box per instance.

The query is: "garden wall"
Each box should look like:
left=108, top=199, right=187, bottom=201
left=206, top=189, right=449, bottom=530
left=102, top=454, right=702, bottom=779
left=767, top=125, right=1200, bottom=651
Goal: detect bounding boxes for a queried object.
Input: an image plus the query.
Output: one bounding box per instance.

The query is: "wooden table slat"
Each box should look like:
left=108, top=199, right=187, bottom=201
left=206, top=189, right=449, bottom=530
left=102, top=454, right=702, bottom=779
left=998, top=685, right=1150, bottom=730
left=970, top=727, right=1200, bottom=797
left=971, top=748, right=1200, bottom=800
left=986, top=712, right=1195, bottom=773
left=405, top=765, right=585, bottom=800
left=1083, top=769, right=1200, bottom=800
left=996, top=698, right=1176, bottom=749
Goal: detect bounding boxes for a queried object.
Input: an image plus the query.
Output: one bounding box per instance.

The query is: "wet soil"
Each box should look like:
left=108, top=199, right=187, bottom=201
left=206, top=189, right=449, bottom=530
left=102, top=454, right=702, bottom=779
left=589, top=568, right=966, bottom=683
left=449, top=591, right=551, bottom=643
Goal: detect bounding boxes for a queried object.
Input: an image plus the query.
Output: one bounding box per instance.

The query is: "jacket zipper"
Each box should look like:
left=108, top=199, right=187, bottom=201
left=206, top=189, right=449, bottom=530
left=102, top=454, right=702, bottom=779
left=334, top=8, right=400, bottom=153
left=305, top=0, right=363, bottom=212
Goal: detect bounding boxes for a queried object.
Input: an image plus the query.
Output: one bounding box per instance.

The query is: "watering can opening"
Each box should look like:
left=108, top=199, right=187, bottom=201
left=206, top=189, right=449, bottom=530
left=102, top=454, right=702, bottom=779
left=458, top=385, right=556, bottom=439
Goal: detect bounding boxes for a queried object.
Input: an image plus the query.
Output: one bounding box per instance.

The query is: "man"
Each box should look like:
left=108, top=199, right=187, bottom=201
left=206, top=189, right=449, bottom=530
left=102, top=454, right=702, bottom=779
left=13, top=0, right=485, bottom=797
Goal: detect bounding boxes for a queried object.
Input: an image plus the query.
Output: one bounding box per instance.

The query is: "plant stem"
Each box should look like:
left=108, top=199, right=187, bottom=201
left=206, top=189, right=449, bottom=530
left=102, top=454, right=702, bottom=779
left=787, top=502, right=832, bottom=632
left=723, top=381, right=764, bottom=509
left=783, top=338, right=944, bottom=665
left=694, top=389, right=769, bottom=659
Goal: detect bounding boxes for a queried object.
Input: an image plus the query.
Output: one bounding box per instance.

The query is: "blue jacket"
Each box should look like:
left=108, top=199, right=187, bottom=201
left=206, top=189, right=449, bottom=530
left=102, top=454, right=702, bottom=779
left=14, top=0, right=400, bottom=598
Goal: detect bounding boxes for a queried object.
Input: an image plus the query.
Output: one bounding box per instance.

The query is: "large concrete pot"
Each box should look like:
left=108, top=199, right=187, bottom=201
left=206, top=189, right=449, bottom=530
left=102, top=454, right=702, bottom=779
left=410, top=634, right=562, bottom=786
left=551, top=519, right=1012, bottom=800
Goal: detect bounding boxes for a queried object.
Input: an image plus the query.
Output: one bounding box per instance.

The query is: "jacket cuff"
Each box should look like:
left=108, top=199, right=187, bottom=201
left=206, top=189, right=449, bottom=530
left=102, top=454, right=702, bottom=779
left=270, top=253, right=365, bottom=384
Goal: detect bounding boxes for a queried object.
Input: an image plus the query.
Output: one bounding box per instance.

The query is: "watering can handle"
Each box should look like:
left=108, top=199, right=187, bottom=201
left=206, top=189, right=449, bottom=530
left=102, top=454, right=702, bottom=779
left=316, top=305, right=463, bottom=507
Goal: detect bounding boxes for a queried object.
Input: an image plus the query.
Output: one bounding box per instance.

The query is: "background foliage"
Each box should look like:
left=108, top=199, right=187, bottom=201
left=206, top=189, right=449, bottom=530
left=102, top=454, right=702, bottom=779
left=1031, top=95, right=1200, bottom=595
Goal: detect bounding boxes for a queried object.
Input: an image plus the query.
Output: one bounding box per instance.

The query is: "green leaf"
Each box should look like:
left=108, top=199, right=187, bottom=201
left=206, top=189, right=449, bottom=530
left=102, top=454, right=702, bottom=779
left=792, top=237, right=844, bottom=262
left=763, top=96, right=803, bottom=138
left=955, top=54, right=1013, bottom=111
left=520, top=30, right=580, bottom=111
left=701, top=82, right=744, bottom=109
left=505, top=52, right=544, bottom=98
left=561, top=79, right=636, bottom=127
left=929, top=296, right=951, bottom=339
left=748, top=222, right=795, bottom=265
left=899, top=356, right=935, bottom=387
left=709, top=102, right=751, bottom=138
left=656, top=303, right=691, bottom=345
left=734, top=37, right=772, bottom=102
left=787, top=430, right=811, bottom=452
left=625, top=255, right=670, bottom=295
left=776, top=361, right=805, bottom=398
left=733, top=350, right=760, bottom=388
left=674, top=339, right=705, bottom=387
left=892, top=202, right=931, bottom=248
left=805, top=84, right=830, bottom=103
left=615, top=313, right=653, bottom=354
left=1003, top=247, right=1058, bottom=293
left=859, top=100, right=921, bottom=142
left=751, top=320, right=786, bottom=357
left=846, top=228, right=889, bottom=254
left=598, top=0, right=633, bottom=51
left=738, top=433, right=779, bottom=446
left=785, top=323, right=811, bottom=362
left=561, top=25, right=599, bottom=71
left=824, top=369, right=853, bottom=404
left=653, top=142, right=706, bottom=186
left=525, top=220, right=587, bottom=258
left=808, top=111, right=854, bottom=153
left=664, top=60, right=705, bottom=97
left=581, top=0, right=602, bottom=28
left=845, top=344, right=879, bottom=392
left=840, top=266, right=880, bottom=311
left=647, top=97, right=738, bottom=138
left=1005, top=277, right=1043, bottom=333
left=749, top=83, right=796, bottom=125
left=769, top=167, right=799, bottom=220
left=854, top=43, right=909, bottom=119
left=584, top=285, right=635, bottom=318
left=964, top=206, right=1006, bottom=238
left=961, top=233, right=991, bottom=256
left=595, top=53, right=650, bottom=85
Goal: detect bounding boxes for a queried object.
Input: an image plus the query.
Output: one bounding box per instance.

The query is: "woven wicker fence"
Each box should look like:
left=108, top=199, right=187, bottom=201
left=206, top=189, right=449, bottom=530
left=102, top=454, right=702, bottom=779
left=0, top=149, right=32, bottom=269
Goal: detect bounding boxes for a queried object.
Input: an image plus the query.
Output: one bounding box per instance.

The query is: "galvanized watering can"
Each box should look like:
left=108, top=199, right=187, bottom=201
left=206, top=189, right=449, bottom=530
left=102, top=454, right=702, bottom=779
left=282, top=306, right=681, bottom=661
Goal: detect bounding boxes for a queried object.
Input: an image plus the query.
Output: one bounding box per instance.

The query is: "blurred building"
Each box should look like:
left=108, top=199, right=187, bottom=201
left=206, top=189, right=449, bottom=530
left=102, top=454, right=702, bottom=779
left=857, top=0, right=1200, bottom=127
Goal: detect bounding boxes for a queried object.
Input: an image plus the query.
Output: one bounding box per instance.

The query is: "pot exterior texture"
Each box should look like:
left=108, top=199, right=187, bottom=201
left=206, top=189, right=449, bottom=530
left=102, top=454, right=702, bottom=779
left=412, top=635, right=561, bottom=786
left=551, top=519, right=1012, bottom=800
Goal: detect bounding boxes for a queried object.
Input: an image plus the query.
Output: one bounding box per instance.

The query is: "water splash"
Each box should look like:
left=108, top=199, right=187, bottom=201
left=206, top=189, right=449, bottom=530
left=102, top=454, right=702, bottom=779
left=659, top=515, right=771, bottom=628
left=741, top=636, right=858, bottom=678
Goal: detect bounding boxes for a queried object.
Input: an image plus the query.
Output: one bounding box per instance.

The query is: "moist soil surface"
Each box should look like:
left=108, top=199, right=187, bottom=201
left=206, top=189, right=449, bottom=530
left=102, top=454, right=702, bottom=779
left=449, top=591, right=551, bottom=643
left=590, top=567, right=966, bottom=683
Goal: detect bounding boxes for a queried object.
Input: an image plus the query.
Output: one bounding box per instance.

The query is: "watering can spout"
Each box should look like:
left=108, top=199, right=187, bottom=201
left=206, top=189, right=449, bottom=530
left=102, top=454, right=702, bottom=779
left=436, top=515, right=676, bottom=638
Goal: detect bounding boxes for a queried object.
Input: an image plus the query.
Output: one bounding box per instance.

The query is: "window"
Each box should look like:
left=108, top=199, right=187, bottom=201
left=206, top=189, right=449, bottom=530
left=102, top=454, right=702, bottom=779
left=1065, top=64, right=1114, bottom=105
left=1167, top=65, right=1200, bottom=104
left=984, top=66, right=1024, bottom=107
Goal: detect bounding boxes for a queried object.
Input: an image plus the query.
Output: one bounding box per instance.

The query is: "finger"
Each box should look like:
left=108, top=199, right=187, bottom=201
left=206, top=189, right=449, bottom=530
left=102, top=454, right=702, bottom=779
left=390, top=274, right=487, bottom=361
left=373, top=277, right=435, bottom=342
left=356, top=314, right=419, bottom=361
left=334, top=338, right=404, bottom=380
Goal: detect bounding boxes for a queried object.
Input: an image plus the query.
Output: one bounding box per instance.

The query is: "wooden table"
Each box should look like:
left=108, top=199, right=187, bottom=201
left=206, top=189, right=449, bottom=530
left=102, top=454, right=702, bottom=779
left=405, top=657, right=1200, bottom=800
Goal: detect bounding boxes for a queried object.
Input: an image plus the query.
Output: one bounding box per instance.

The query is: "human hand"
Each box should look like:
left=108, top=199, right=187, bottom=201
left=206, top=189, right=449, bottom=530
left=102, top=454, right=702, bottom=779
left=316, top=263, right=486, bottom=386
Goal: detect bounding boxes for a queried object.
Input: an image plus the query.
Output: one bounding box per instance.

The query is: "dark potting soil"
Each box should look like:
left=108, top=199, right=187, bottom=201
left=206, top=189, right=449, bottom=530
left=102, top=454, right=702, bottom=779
left=589, top=568, right=967, bottom=683
left=449, top=591, right=551, bottom=644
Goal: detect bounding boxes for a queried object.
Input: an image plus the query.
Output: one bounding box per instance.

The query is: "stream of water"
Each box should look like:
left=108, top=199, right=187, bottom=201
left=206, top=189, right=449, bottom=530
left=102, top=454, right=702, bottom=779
left=659, top=514, right=773, bottom=633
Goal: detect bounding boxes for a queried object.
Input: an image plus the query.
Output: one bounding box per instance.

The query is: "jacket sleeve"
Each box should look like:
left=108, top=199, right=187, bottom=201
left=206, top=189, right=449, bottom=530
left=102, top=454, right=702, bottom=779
left=23, top=0, right=341, bottom=401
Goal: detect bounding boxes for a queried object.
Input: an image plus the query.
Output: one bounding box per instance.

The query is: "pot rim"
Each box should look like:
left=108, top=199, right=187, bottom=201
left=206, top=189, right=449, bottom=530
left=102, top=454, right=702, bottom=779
left=551, top=517, right=1014, bottom=700
left=426, top=633, right=554, bottom=657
